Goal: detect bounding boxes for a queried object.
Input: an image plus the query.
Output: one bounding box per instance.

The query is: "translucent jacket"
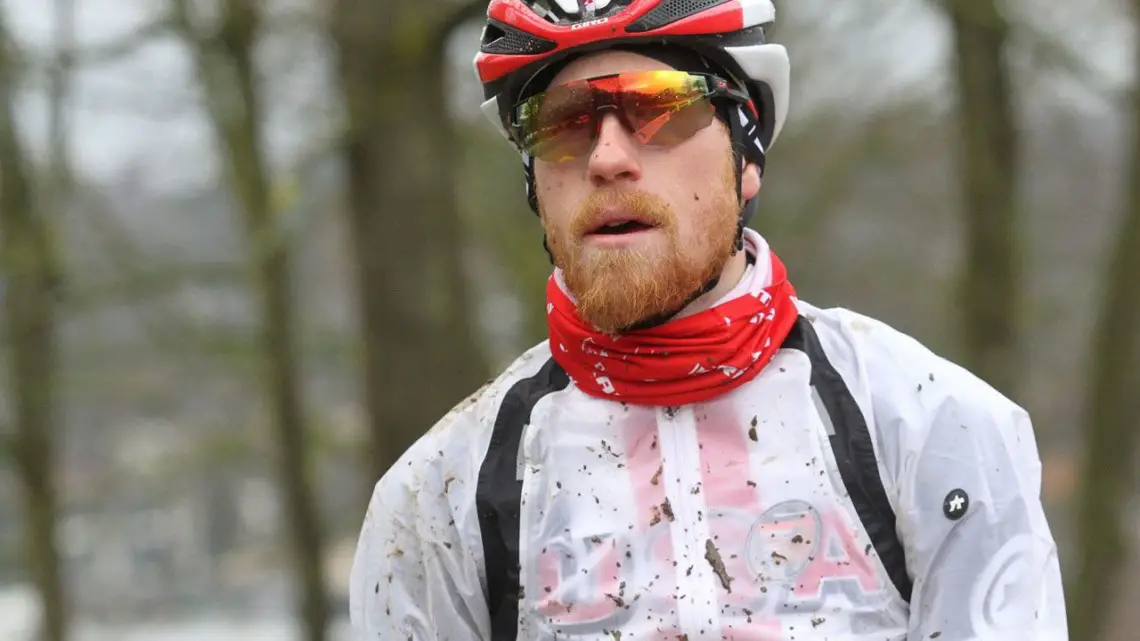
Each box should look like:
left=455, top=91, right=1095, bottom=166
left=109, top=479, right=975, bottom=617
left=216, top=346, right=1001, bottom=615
left=348, top=302, right=1069, bottom=640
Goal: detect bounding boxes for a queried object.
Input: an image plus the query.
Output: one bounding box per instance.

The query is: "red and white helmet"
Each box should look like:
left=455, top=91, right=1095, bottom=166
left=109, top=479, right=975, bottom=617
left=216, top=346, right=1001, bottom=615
left=473, top=0, right=790, bottom=153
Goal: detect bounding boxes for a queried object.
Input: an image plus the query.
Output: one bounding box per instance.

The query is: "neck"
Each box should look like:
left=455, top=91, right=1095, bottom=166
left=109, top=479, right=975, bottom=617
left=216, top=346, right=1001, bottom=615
left=672, top=248, right=749, bottom=321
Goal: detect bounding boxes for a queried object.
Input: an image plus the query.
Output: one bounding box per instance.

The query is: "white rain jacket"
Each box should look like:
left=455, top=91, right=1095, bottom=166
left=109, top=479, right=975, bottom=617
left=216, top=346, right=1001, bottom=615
left=348, top=264, right=1068, bottom=641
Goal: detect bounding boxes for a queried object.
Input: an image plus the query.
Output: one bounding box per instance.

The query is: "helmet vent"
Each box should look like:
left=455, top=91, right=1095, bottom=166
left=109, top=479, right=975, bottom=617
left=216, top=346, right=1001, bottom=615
left=525, top=0, right=632, bottom=23
left=481, top=21, right=559, bottom=55
left=627, top=0, right=732, bottom=33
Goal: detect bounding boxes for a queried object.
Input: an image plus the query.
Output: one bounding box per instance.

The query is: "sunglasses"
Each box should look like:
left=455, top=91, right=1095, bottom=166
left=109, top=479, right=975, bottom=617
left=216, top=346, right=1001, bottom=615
left=509, top=70, right=751, bottom=163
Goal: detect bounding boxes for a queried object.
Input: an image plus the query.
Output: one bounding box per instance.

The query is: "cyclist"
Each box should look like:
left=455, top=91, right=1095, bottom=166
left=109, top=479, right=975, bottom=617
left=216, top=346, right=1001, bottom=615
left=349, top=1, right=1069, bottom=638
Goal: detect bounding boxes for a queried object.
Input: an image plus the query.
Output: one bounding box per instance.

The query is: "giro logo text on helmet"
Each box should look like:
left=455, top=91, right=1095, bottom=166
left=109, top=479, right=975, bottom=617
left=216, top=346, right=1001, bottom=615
left=570, top=17, right=610, bottom=30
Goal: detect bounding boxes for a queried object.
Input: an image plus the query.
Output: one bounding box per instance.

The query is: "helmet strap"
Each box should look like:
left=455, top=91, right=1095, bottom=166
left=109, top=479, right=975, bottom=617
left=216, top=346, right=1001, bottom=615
left=523, top=155, right=558, bottom=265
left=723, top=101, right=767, bottom=249
left=525, top=153, right=540, bottom=214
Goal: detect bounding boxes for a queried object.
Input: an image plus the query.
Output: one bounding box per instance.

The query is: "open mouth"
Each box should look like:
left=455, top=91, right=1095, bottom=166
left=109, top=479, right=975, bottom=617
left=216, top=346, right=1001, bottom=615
left=588, top=219, right=656, bottom=236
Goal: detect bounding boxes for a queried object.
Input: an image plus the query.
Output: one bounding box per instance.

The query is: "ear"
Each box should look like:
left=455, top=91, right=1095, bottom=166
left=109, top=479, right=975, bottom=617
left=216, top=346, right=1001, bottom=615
left=741, top=160, right=761, bottom=201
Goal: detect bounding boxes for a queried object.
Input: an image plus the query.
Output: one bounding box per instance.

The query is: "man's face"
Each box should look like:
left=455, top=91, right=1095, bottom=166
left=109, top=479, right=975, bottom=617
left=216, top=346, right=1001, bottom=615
left=534, top=50, right=761, bottom=334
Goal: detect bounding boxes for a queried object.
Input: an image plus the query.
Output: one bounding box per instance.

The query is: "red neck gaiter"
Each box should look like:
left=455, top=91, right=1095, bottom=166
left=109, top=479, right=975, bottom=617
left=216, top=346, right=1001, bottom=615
left=546, top=235, right=799, bottom=406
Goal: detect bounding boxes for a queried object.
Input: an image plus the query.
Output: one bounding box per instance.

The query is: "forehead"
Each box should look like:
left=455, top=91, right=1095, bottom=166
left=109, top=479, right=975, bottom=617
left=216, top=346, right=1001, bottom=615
left=547, top=49, right=678, bottom=88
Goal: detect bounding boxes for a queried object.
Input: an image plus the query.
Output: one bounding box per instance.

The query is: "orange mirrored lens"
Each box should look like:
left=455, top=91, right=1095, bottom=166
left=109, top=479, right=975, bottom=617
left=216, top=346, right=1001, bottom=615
left=514, top=70, right=715, bottom=162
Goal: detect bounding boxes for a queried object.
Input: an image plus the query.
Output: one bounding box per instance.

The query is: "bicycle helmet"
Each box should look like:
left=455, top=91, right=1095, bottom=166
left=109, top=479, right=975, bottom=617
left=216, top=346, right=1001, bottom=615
left=474, top=0, right=789, bottom=208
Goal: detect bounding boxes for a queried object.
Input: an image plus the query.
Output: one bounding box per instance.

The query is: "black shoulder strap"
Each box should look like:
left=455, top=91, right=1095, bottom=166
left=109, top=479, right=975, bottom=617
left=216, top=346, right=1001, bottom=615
left=782, top=316, right=914, bottom=603
left=476, top=357, right=570, bottom=641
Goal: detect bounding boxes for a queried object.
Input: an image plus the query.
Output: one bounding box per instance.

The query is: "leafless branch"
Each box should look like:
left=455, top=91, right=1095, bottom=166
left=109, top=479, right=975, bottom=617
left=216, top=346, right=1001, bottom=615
left=1013, top=21, right=1124, bottom=102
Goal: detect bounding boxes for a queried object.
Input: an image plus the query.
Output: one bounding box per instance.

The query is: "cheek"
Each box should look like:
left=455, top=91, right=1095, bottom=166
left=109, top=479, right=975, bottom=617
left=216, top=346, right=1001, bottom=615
left=539, top=174, right=565, bottom=193
left=678, top=169, right=737, bottom=243
left=534, top=166, right=573, bottom=212
left=661, top=151, right=724, bottom=201
left=534, top=160, right=571, bottom=191
left=535, top=184, right=571, bottom=235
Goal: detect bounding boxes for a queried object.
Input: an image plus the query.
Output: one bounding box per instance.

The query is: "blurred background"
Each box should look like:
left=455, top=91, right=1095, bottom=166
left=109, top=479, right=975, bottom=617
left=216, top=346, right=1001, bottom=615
left=0, top=0, right=1136, bottom=640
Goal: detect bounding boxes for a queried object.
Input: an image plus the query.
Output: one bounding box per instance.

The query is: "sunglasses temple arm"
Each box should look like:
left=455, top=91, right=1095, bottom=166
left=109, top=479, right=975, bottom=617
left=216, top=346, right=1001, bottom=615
left=632, top=112, right=671, bottom=144
left=632, top=95, right=710, bottom=144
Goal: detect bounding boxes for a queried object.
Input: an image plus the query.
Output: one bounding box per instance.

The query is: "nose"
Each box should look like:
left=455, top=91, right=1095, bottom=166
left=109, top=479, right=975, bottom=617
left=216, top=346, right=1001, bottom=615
left=587, top=112, right=642, bottom=187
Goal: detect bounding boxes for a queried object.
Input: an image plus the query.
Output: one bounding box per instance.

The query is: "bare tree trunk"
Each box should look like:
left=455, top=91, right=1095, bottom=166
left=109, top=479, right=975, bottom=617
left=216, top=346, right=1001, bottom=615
left=943, top=0, right=1021, bottom=396
left=329, top=0, right=488, bottom=483
left=171, top=2, right=328, bottom=639
left=47, top=0, right=74, bottom=195
left=1069, top=0, right=1140, bottom=633
left=0, top=14, right=68, bottom=641
left=1103, top=544, right=1140, bottom=641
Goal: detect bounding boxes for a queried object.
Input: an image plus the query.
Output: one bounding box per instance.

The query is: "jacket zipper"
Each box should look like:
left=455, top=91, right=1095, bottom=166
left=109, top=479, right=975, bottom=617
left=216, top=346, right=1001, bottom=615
left=659, top=405, right=720, bottom=636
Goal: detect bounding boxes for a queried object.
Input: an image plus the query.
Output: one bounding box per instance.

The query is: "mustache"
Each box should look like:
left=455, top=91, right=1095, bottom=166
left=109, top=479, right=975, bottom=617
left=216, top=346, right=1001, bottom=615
left=569, top=189, right=676, bottom=238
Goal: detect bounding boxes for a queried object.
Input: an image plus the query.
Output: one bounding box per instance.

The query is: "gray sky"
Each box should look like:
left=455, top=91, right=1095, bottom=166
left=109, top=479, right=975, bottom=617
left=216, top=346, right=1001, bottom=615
left=5, top=0, right=218, bottom=188
left=2, top=0, right=1128, bottom=191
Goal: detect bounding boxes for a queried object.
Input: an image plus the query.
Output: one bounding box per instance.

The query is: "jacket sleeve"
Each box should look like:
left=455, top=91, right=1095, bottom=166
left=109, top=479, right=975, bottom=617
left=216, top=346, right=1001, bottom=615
left=899, top=381, right=1069, bottom=640
left=348, top=433, right=491, bottom=640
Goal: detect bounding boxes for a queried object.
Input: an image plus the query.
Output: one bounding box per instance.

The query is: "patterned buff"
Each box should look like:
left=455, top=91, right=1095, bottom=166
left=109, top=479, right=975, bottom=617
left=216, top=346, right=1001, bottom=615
left=546, top=233, right=799, bottom=406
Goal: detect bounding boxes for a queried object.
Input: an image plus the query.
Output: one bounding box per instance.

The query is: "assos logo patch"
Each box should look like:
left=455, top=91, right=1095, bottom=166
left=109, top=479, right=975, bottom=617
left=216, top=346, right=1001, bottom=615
left=570, top=17, right=610, bottom=30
